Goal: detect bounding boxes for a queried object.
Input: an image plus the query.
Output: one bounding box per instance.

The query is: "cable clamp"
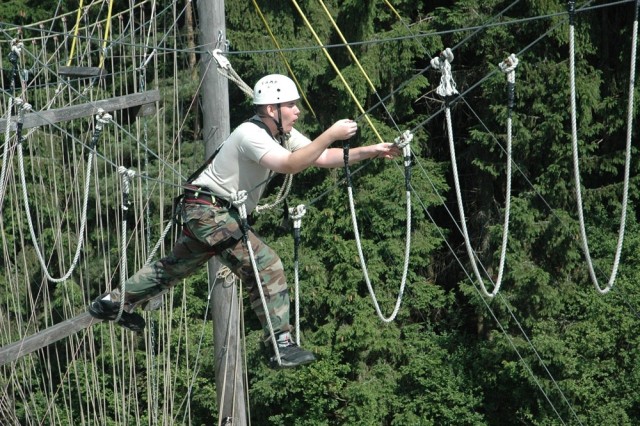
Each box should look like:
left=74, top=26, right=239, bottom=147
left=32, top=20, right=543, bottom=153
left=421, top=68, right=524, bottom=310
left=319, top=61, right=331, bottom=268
left=212, top=48, right=231, bottom=70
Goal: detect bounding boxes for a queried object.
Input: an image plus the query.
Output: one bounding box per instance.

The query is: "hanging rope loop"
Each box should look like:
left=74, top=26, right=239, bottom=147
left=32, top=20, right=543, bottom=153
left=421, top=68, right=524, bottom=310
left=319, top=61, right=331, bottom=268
left=116, top=167, right=137, bottom=322
left=231, top=188, right=282, bottom=364
left=431, top=48, right=459, bottom=98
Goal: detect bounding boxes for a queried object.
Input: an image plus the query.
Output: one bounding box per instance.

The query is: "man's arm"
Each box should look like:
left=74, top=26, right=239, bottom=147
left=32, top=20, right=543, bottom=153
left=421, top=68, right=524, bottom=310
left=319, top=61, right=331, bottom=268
left=313, top=143, right=401, bottom=168
left=259, top=119, right=358, bottom=174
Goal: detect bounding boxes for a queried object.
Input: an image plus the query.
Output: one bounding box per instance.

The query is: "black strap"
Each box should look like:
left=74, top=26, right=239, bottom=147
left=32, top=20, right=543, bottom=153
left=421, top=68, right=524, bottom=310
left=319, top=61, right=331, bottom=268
left=186, top=117, right=279, bottom=185
left=185, top=144, right=224, bottom=184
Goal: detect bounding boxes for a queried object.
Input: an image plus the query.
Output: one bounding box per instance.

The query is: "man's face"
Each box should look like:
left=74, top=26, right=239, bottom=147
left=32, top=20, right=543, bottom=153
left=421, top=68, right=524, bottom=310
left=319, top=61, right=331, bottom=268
left=271, top=101, right=299, bottom=132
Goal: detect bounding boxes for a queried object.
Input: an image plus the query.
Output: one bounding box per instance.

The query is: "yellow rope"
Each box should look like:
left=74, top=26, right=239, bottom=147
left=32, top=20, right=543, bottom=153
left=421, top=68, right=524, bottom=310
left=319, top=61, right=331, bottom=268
left=383, top=0, right=403, bottom=21
left=66, top=0, right=85, bottom=66
left=290, top=0, right=384, bottom=144
left=316, top=0, right=378, bottom=96
left=252, top=0, right=317, bottom=119
left=99, top=0, right=115, bottom=69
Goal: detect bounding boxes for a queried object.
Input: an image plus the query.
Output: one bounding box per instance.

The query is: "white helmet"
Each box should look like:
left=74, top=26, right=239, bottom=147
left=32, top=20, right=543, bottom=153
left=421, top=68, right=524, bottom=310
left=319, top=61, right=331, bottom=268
left=253, top=74, right=300, bottom=105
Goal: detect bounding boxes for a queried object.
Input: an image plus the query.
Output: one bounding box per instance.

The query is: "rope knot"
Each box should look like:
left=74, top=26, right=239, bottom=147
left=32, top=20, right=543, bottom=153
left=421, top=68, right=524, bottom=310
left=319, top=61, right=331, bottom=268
left=289, top=204, right=307, bottom=229
left=118, top=166, right=136, bottom=196
left=216, top=265, right=236, bottom=285
left=499, top=54, right=519, bottom=85
left=230, top=190, right=248, bottom=207
left=394, top=130, right=413, bottom=149
left=499, top=53, right=519, bottom=74
left=431, top=48, right=458, bottom=98
left=10, top=39, right=23, bottom=55
left=95, top=108, right=112, bottom=124
left=20, top=102, right=32, bottom=112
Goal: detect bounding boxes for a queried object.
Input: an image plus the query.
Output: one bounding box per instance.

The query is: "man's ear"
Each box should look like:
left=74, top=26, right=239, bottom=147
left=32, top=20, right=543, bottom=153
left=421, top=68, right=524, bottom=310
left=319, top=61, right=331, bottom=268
left=265, top=104, right=278, bottom=117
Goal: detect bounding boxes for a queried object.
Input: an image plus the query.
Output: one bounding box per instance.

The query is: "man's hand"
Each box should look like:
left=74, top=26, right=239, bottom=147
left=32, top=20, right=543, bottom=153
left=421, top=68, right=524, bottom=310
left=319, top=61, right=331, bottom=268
left=371, top=142, right=402, bottom=159
left=327, top=119, right=358, bottom=141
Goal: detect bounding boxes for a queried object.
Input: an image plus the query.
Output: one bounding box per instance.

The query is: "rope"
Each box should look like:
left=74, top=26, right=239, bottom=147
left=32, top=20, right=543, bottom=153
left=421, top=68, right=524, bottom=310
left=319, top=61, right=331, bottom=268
left=0, top=40, right=22, bottom=210
left=211, top=48, right=253, bottom=98
left=316, top=0, right=399, bottom=129
left=115, top=166, right=136, bottom=322
left=230, top=191, right=282, bottom=366
left=288, top=204, right=306, bottom=346
left=289, top=0, right=386, bottom=145
left=344, top=130, right=413, bottom=323
left=568, top=0, right=638, bottom=294
left=17, top=105, right=111, bottom=283
left=249, top=0, right=317, bottom=118
left=66, top=0, right=85, bottom=66
left=433, top=48, right=515, bottom=298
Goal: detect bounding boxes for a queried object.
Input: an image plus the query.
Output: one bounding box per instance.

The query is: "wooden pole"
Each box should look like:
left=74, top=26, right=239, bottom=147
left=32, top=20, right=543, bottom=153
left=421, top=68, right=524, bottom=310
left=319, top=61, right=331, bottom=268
left=196, top=1, right=248, bottom=424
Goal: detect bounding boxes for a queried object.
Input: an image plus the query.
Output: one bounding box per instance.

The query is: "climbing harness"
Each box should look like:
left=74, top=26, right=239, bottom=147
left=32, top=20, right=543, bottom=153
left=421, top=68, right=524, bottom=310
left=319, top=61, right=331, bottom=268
left=432, top=48, right=517, bottom=298
left=567, top=0, right=639, bottom=294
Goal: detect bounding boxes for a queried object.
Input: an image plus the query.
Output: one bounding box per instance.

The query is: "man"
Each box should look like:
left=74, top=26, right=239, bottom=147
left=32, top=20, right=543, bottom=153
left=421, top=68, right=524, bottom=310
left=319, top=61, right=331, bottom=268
left=89, top=74, right=401, bottom=368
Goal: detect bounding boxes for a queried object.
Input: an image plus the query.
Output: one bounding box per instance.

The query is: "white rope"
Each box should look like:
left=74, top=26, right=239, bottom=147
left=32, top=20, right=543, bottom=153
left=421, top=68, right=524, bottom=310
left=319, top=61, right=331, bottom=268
left=288, top=204, right=306, bottom=346
left=568, top=1, right=638, bottom=294
left=436, top=49, right=517, bottom=298
left=254, top=170, right=293, bottom=214
left=115, top=166, right=137, bottom=322
left=0, top=96, right=15, bottom=210
left=347, top=130, right=413, bottom=323
left=17, top=106, right=111, bottom=283
left=0, top=40, right=23, bottom=210
left=230, top=190, right=282, bottom=366
left=212, top=49, right=254, bottom=98
left=430, top=48, right=459, bottom=97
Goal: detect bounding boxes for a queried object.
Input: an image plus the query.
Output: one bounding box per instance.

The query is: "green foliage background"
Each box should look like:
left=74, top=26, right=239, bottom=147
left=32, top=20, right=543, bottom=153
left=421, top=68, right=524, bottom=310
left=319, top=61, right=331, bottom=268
left=2, top=0, right=640, bottom=424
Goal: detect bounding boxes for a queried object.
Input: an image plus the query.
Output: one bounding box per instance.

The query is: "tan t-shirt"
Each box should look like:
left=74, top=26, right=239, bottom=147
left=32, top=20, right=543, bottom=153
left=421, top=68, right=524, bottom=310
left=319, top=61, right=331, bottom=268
left=192, top=116, right=311, bottom=213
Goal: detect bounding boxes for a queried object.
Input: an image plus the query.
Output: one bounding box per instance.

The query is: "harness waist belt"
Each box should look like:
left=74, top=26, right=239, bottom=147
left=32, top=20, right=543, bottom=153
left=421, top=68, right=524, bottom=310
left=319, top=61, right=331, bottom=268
left=184, top=185, right=216, bottom=205
left=183, top=185, right=232, bottom=208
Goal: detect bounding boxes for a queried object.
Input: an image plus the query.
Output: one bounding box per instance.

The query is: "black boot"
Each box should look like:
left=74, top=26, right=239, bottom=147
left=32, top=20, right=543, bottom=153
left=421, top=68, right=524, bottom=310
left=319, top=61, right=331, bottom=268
left=88, top=296, right=146, bottom=332
left=269, top=333, right=316, bottom=369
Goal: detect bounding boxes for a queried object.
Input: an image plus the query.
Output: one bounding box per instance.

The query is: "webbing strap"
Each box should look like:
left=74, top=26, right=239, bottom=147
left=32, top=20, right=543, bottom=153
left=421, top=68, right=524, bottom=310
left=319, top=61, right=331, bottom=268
left=185, top=117, right=278, bottom=185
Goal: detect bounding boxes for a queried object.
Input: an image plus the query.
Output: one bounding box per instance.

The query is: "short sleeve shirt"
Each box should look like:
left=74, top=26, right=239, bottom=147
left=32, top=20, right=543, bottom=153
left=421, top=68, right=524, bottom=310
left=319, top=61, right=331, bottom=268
left=191, top=116, right=311, bottom=213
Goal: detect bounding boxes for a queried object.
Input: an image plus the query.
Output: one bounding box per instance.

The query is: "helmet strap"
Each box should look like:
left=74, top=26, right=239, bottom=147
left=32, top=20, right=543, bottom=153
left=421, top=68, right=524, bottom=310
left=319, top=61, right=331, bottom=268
left=256, top=104, right=285, bottom=137
left=275, top=104, right=284, bottom=136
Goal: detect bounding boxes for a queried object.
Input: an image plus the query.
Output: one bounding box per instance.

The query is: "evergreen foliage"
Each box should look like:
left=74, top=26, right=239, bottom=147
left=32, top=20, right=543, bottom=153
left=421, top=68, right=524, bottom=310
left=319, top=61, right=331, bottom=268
left=1, top=0, right=640, bottom=424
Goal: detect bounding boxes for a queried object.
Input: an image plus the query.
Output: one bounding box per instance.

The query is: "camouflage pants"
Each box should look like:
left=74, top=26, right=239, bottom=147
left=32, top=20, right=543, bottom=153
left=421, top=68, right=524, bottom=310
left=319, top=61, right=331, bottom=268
left=122, top=201, right=291, bottom=339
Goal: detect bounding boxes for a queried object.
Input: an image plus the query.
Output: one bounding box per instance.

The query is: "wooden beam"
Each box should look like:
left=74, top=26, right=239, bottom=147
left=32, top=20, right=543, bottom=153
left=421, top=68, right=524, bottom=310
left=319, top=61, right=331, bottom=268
left=0, top=292, right=166, bottom=366
left=58, top=66, right=104, bottom=78
left=0, top=90, right=161, bottom=133
left=0, top=313, right=101, bottom=366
